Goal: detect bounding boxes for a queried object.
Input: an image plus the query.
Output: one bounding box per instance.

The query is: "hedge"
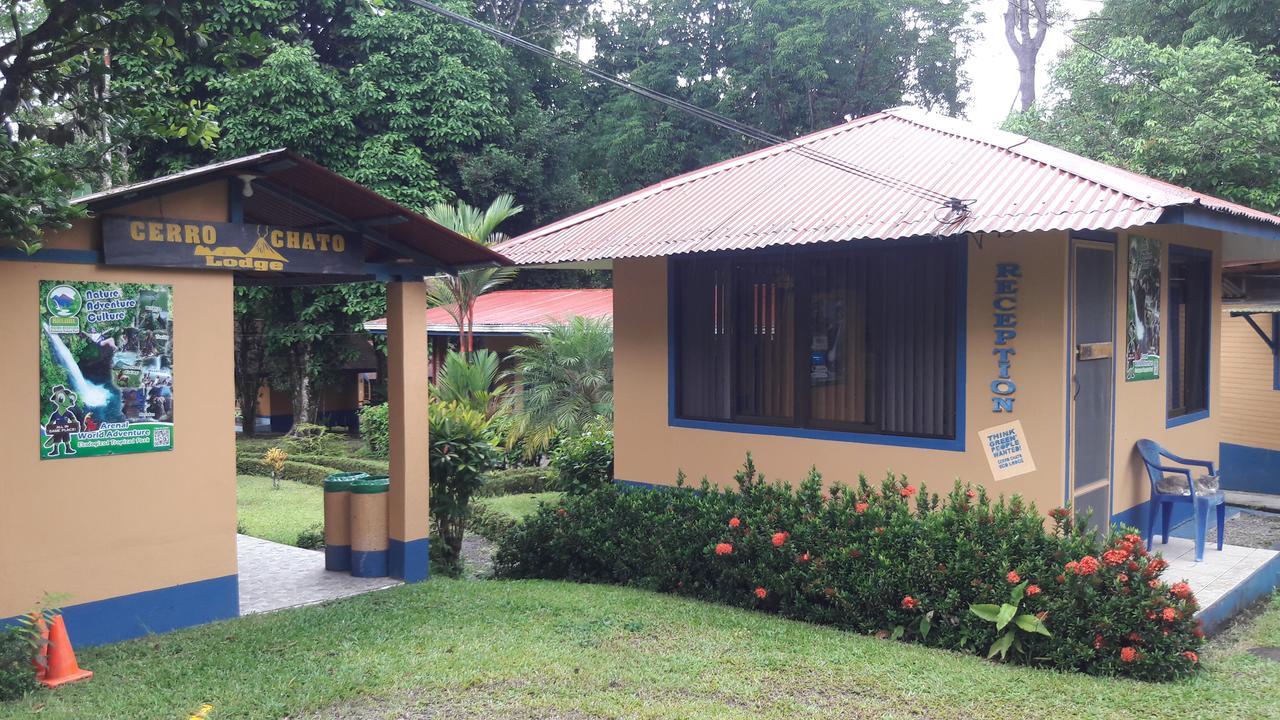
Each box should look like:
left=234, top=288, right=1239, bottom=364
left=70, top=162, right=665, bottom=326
left=476, top=466, right=559, bottom=497
left=495, top=457, right=1205, bottom=682
left=235, top=457, right=342, bottom=486
left=287, top=454, right=389, bottom=476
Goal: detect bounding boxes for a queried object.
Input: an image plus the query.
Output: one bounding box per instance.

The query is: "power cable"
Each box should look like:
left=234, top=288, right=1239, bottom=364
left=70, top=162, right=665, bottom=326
left=401, top=0, right=972, bottom=213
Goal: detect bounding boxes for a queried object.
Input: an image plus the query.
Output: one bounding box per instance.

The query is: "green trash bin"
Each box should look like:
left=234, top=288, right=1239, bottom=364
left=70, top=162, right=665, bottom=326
left=323, top=472, right=366, bottom=571
left=350, top=475, right=390, bottom=577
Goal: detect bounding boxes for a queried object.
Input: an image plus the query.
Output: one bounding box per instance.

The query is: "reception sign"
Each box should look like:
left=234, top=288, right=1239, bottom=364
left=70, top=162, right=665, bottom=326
left=102, top=216, right=364, bottom=275
left=40, top=280, right=174, bottom=459
left=1126, top=235, right=1161, bottom=381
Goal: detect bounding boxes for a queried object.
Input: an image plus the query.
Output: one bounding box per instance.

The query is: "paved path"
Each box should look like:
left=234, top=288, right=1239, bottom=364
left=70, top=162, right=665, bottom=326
left=237, top=534, right=401, bottom=615
left=1226, top=490, right=1280, bottom=513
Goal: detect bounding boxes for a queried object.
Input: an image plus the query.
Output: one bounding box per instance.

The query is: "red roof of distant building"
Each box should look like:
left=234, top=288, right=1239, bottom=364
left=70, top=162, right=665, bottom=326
left=363, top=288, right=612, bottom=335
left=493, top=106, right=1280, bottom=265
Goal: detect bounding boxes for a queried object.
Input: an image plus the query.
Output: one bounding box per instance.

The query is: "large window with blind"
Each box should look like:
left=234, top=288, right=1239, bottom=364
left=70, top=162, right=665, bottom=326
left=1167, top=246, right=1211, bottom=423
left=672, top=242, right=961, bottom=443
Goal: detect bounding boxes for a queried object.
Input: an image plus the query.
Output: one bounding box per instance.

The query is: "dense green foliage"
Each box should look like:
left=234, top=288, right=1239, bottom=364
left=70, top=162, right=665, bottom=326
left=497, top=458, right=1205, bottom=681
left=475, top=466, right=559, bottom=497
left=434, top=349, right=507, bottom=414
left=1008, top=37, right=1280, bottom=211
left=506, top=317, right=614, bottom=454
left=429, top=401, right=501, bottom=572
left=550, top=416, right=615, bottom=495
left=0, top=627, right=36, bottom=702
left=358, top=403, right=390, bottom=457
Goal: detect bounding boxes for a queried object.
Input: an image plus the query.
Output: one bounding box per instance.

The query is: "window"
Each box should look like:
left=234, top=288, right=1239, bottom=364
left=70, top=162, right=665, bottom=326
left=1167, top=247, right=1211, bottom=422
left=672, top=242, right=960, bottom=441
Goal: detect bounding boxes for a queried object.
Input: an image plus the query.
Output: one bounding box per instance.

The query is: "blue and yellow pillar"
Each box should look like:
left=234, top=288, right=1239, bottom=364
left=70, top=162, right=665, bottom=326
left=385, top=280, right=430, bottom=581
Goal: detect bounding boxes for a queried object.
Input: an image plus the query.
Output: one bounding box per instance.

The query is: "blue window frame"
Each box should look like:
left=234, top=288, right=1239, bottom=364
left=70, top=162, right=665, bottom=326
left=1167, top=245, right=1211, bottom=426
left=668, top=240, right=965, bottom=450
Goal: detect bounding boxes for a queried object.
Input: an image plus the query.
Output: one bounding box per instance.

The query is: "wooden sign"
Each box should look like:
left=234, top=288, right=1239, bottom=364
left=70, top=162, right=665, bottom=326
left=103, top=216, right=364, bottom=275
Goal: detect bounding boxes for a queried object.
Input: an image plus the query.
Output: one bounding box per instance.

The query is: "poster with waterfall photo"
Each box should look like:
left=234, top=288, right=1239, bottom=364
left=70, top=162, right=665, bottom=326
left=39, top=280, right=173, bottom=459
left=1126, top=236, right=1161, bottom=381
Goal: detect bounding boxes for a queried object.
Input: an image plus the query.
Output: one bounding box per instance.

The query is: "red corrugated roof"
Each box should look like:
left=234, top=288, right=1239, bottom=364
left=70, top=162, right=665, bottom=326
left=363, top=288, right=612, bottom=334
left=493, top=107, right=1280, bottom=265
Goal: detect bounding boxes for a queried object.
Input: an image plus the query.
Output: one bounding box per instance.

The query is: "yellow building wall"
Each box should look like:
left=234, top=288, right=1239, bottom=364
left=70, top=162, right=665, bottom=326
left=1219, top=312, right=1280, bottom=451
left=614, top=225, right=1223, bottom=523
left=0, top=181, right=238, bottom=623
left=1112, top=225, right=1222, bottom=518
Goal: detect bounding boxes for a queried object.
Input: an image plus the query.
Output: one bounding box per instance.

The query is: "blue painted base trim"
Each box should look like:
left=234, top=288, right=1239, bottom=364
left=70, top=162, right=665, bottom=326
left=268, top=414, right=294, bottom=433
left=351, top=549, right=388, bottom=578
left=389, top=538, right=429, bottom=582
left=1197, top=548, right=1280, bottom=636
left=2, top=574, right=239, bottom=647
left=1111, top=500, right=1194, bottom=538
left=325, top=544, right=352, bottom=572
left=615, top=478, right=666, bottom=492
left=1220, top=442, right=1280, bottom=494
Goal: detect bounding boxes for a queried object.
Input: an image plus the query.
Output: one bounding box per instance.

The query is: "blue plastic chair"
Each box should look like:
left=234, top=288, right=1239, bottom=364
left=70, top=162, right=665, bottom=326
left=1136, top=439, right=1225, bottom=562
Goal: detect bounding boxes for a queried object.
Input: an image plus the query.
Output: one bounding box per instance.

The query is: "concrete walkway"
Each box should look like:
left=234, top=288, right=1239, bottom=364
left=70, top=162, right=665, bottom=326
left=237, top=534, right=401, bottom=615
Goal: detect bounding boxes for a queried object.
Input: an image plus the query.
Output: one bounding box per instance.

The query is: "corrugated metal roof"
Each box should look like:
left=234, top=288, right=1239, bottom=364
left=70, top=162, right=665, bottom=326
left=74, top=149, right=510, bottom=270
left=363, top=288, right=612, bottom=335
left=493, top=107, right=1280, bottom=265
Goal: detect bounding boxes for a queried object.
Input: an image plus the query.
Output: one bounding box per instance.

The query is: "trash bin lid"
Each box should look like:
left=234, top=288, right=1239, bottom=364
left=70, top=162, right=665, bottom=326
left=324, top=472, right=368, bottom=492
left=350, top=475, right=391, bottom=494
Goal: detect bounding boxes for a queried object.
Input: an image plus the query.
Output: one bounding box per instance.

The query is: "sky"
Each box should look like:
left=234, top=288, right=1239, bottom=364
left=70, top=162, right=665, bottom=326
left=963, top=0, right=1098, bottom=127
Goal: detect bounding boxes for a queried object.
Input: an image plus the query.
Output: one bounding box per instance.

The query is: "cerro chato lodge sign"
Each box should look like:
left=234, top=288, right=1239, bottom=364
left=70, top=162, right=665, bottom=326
left=102, top=216, right=363, bottom=275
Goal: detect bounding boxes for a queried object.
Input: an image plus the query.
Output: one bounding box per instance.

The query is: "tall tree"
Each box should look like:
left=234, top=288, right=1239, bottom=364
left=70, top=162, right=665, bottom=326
left=1006, top=37, right=1280, bottom=212
left=1004, top=0, right=1050, bottom=111
left=424, top=194, right=522, bottom=353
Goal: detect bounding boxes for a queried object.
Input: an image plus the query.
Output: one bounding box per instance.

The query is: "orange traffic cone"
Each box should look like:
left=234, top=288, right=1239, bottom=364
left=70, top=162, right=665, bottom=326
left=29, top=614, right=49, bottom=682
left=40, top=614, right=92, bottom=688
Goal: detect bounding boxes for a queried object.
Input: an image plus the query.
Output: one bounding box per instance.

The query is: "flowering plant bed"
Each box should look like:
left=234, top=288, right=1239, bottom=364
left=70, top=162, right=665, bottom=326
left=495, top=457, right=1204, bottom=681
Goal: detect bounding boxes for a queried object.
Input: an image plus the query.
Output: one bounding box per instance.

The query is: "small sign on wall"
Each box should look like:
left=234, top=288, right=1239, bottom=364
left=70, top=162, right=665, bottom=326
left=978, top=420, right=1036, bottom=481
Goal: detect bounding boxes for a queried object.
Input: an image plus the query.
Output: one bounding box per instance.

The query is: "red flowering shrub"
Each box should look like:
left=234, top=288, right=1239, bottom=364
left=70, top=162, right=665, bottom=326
left=496, top=456, right=1203, bottom=681
left=728, top=517, right=741, bottom=529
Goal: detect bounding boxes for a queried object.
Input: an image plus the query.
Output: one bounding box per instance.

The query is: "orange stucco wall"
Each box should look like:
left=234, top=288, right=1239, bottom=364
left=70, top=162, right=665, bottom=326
left=0, top=181, right=238, bottom=618
left=614, top=225, right=1222, bottom=523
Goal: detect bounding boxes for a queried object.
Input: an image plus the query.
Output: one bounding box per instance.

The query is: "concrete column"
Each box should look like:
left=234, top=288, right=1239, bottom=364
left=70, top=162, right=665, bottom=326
left=386, top=280, right=430, bottom=581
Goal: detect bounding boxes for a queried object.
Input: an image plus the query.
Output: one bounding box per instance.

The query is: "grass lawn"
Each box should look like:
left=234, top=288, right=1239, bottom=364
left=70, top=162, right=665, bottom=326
left=236, top=475, right=322, bottom=546
left=481, top=491, right=563, bottom=520
left=3, top=581, right=1280, bottom=720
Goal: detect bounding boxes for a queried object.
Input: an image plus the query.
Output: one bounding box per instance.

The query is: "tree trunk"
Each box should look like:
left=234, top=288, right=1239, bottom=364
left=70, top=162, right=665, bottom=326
left=1018, top=62, right=1037, bottom=111
left=234, top=316, right=265, bottom=436
left=290, top=345, right=313, bottom=428
left=1004, top=0, right=1049, bottom=113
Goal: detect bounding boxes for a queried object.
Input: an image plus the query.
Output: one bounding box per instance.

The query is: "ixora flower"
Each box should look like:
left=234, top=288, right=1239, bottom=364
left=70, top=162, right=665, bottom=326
left=900, top=485, right=918, bottom=498
left=1025, top=584, right=1041, bottom=597
left=1102, top=548, right=1129, bottom=566
left=1117, top=573, right=1129, bottom=583
left=1120, top=646, right=1138, bottom=663
left=754, top=587, right=768, bottom=599
left=797, top=552, right=811, bottom=563
left=1171, top=582, right=1194, bottom=600
left=855, top=502, right=869, bottom=514
left=1144, top=558, right=1168, bottom=577
left=1049, top=507, right=1071, bottom=521
left=1006, top=570, right=1021, bottom=584
left=771, top=531, right=789, bottom=547
left=1182, top=650, right=1199, bottom=663
left=901, top=595, right=918, bottom=610
left=1064, top=561, right=1079, bottom=574
left=714, top=542, right=733, bottom=556
left=1093, top=635, right=1105, bottom=650
left=1162, top=607, right=1180, bottom=622
left=728, top=517, right=741, bottom=529
left=965, top=489, right=977, bottom=499
left=1075, top=556, right=1100, bottom=576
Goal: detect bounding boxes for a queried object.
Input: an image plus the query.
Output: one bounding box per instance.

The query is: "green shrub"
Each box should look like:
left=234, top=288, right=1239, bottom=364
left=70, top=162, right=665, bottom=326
left=495, top=457, right=1204, bottom=682
left=288, top=454, right=389, bottom=476
left=430, top=401, right=501, bottom=572
left=0, top=625, right=37, bottom=702
left=467, top=501, right=518, bottom=542
left=282, top=423, right=345, bottom=456
left=359, top=403, right=390, bottom=457
left=550, top=416, right=613, bottom=495
left=296, top=523, right=325, bottom=550
left=477, top=466, right=558, bottom=497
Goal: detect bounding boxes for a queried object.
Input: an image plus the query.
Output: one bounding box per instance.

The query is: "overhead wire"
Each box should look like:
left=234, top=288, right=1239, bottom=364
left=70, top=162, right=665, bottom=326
left=401, top=0, right=972, bottom=213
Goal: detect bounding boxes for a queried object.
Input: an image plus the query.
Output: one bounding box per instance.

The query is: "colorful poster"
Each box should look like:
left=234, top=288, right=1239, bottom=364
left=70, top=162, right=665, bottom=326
left=1126, top=235, right=1161, bottom=381
left=978, top=420, right=1037, bottom=481
left=39, top=280, right=174, bottom=459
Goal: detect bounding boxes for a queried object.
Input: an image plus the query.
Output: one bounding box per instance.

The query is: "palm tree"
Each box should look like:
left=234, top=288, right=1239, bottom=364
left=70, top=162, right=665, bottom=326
left=424, top=194, right=523, bottom=354
left=505, top=316, right=613, bottom=454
